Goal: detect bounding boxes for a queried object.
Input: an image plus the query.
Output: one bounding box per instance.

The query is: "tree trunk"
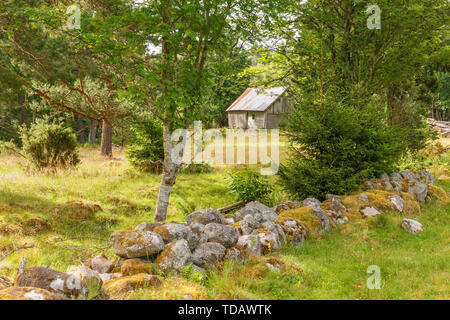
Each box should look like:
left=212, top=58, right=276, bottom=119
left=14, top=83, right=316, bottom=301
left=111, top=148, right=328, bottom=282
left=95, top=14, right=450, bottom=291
left=77, top=115, right=86, bottom=144
left=89, top=120, right=98, bottom=145
left=100, top=120, right=113, bottom=157
left=154, top=123, right=183, bottom=223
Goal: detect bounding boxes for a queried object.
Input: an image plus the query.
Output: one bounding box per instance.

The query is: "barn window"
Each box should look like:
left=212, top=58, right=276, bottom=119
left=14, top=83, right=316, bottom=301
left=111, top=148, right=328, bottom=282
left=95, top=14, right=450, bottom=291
left=252, top=114, right=255, bottom=120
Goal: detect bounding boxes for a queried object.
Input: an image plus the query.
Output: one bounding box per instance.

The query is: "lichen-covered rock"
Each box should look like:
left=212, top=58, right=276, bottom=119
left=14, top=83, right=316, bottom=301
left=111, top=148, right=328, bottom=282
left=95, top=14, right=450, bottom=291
left=401, top=218, right=424, bottom=234
left=236, top=235, right=262, bottom=257
left=201, top=223, right=239, bottom=248
left=185, top=208, right=225, bottom=225
left=15, top=267, right=88, bottom=297
left=360, top=206, right=381, bottom=217
left=235, top=201, right=278, bottom=223
left=280, top=219, right=306, bottom=246
left=110, top=230, right=165, bottom=259
left=224, top=247, right=245, bottom=263
left=238, top=214, right=260, bottom=235
left=389, top=195, right=404, bottom=212
left=156, top=239, right=192, bottom=273
left=70, top=265, right=102, bottom=290
left=153, top=222, right=198, bottom=250
left=192, top=242, right=226, bottom=266
left=259, top=232, right=281, bottom=253
left=328, top=197, right=346, bottom=218
left=407, top=181, right=428, bottom=202
left=302, top=198, right=331, bottom=231
left=99, top=273, right=122, bottom=282
left=224, top=214, right=236, bottom=224
left=89, top=253, right=114, bottom=274
left=0, top=286, right=68, bottom=300
left=400, top=170, right=418, bottom=181
left=120, top=259, right=153, bottom=276
left=272, top=201, right=300, bottom=214
left=103, top=273, right=162, bottom=298
left=261, top=220, right=286, bottom=242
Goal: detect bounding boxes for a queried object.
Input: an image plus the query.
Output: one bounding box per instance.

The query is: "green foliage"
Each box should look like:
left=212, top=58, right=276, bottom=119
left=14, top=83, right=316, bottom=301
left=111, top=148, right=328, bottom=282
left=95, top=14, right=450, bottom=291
left=19, top=120, right=80, bottom=170
left=181, top=264, right=207, bottom=285
left=180, top=163, right=213, bottom=174
left=226, top=168, right=274, bottom=203
left=279, top=98, right=403, bottom=200
left=126, top=119, right=164, bottom=173
left=397, top=142, right=449, bottom=171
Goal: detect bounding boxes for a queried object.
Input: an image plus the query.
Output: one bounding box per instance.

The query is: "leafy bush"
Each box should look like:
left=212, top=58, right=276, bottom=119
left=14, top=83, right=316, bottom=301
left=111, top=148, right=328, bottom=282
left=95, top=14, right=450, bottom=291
left=226, top=168, right=274, bottom=204
left=397, top=142, right=449, bottom=171
left=279, top=99, right=403, bottom=201
left=20, top=120, right=80, bottom=170
left=127, top=119, right=164, bottom=172
left=180, top=162, right=213, bottom=174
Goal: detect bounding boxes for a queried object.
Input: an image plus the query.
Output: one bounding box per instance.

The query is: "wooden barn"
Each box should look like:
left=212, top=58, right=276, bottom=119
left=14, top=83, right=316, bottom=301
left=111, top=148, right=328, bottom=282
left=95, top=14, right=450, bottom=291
left=226, top=87, right=290, bottom=129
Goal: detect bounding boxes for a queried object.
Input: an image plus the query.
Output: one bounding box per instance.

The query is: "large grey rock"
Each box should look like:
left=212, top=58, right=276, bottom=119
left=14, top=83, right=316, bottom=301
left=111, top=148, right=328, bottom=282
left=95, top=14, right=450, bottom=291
left=259, top=232, right=281, bottom=253
left=70, top=265, right=102, bottom=290
left=156, top=239, right=192, bottom=273
left=361, top=207, right=381, bottom=218
left=261, top=221, right=286, bottom=243
left=329, top=197, right=346, bottom=218
left=407, top=182, right=428, bottom=202
left=110, top=230, right=165, bottom=259
left=400, top=170, right=418, bottom=181
left=401, top=218, right=424, bottom=234
left=302, top=198, right=331, bottom=231
left=238, top=214, right=260, bottom=235
left=202, top=223, right=239, bottom=248
left=389, top=195, right=404, bottom=212
left=280, top=219, right=306, bottom=246
left=15, top=267, right=88, bottom=297
left=192, top=242, right=226, bottom=266
left=390, top=172, right=403, bottom=182
left=153, top=222, right=199, bottom=250
left=185, top=208, right=225, bottom=225
left=236, top=235, right=262, bottom=256
left=419, top=170, right=435, bottom=184
left=379, top=173, right=390, bottom=181
left=89, top=254, right=114, bottom=274
left=235, top=201, right=278, bottom=223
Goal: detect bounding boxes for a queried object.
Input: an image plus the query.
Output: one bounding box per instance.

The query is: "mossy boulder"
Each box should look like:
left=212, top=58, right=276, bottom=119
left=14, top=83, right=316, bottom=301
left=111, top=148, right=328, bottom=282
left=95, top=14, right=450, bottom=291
left=15, top=267, right=88, bottom=297
left=103, top=273, right=162, bottom=298
left=192, top=242, right=226, bottom=267
left=201, top=223, right=239, bottom=248
left=153, top=222, right=199, bottom=250
left=427, top=184, right=449, bottom=204
left=120, top=259, right=153, bottom=276
left=156, top=239, right=192, bottom=273
left=110, top=230, right=165, bottom=259
left=0, top=286, right=68, bottom=300
left=185, top=208, right=225, bottom=225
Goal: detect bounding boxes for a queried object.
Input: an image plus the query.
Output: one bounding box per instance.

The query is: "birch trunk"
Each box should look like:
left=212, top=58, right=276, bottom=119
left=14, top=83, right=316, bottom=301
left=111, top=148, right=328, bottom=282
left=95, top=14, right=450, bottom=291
left=154, top=123, right=183, bottom=222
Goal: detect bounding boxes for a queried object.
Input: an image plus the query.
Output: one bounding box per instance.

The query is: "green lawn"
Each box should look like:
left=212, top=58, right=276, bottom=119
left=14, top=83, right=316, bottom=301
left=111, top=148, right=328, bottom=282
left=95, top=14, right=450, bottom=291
left=0, top=146, right=448, bottom=300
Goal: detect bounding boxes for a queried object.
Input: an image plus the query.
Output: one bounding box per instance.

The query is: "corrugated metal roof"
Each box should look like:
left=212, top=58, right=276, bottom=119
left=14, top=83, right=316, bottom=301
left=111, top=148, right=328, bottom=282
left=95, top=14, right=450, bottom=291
left=226, top=87, right=286, bottom=112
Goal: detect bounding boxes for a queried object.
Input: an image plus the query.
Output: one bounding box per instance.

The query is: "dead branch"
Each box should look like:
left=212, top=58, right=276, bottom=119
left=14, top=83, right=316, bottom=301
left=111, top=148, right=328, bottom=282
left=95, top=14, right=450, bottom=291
left=0, top=243, right=34, bottom=263
left=218, top=201, right=247, bottom=214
